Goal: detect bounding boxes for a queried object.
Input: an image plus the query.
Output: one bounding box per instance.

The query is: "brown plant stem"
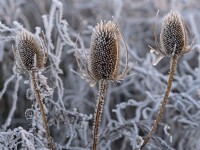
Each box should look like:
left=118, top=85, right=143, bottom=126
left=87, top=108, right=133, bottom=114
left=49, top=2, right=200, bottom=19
left=31, top=71, right=55, bottom=150
left=92, top=80, right=108, bottom=150
left=141, top=54, right=179, bottom=148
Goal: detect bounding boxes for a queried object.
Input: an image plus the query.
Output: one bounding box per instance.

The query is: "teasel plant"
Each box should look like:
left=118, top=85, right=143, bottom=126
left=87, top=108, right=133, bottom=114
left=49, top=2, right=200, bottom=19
left=74, top=20, right=129, bottom=150
left=141, top=10, right=195, bottom=148
left=13, top=29, right=55, bottom=150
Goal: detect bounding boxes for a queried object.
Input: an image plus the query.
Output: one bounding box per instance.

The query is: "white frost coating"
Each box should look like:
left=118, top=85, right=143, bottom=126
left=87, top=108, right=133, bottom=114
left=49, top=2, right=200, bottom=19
left=164, top=125, right=173, bottom=143
left=24, top=80, right=30, bottom=84
left=170, top=135, right=173, bottom=143
left=0, top=0, right=199, bottom=150
left=136, top=135, right=144, bottom=149
left=153, top=54, right=165, bottom=66
left=164, top=125, right=171, bottom=137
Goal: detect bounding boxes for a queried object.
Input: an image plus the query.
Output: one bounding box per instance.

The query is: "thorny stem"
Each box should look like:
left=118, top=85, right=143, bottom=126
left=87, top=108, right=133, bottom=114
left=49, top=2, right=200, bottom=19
left=92, top=80, right=108, bottom=150
left=141, top=54, right=179, bottom=148
left=31, top=71, right=55, bottom=150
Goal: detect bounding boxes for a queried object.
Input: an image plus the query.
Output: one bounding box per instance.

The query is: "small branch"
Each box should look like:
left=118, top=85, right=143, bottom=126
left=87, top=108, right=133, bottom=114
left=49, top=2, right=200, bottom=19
left=30, top=71, right=55, bottom=150
left=92, top=80, right=108, bottom=150
left=141, top=54, right=179, bottom=148
left=2, top=74, right=21, bottom=131
left=0, top=74, right=16, bottom=100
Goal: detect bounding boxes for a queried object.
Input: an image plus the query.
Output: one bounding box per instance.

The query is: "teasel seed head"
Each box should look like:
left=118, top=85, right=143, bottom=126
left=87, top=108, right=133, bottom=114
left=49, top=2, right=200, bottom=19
left=160, top=10, right=188, bottom=56
left=89, top=20, right=121, bottom=81
left=15, top=30, right=46, bottom=71
left=149, top=10, right=193, bottom=65
left=142, top=10, right=191, bottom=148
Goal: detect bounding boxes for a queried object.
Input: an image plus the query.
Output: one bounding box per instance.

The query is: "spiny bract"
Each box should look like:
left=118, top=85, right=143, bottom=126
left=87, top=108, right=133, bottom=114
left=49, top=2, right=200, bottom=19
left=89, top=20, right=120, bottom=81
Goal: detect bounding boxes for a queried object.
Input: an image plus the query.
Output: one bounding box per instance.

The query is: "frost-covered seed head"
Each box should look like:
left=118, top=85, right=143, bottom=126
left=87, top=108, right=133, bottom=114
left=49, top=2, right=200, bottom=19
left=16, top=30, right=45, bottom=71
left=90, top=20, right=120, bottom=80
left=160, top=11, right=188, bottom=55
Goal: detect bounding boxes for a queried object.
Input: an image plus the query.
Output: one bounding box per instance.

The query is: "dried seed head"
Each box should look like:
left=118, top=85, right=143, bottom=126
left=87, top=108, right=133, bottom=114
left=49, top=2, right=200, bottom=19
left=150, top=10, right=191, bottom=65
left=160, top=10, right=188, bottom=56
left=15, top=30, right=45, bottom=71
left=89, top=20, right=120, bottom=81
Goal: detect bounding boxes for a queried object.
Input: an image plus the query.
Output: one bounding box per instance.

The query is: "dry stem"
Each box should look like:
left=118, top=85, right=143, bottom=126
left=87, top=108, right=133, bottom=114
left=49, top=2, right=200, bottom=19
left=31, top=71, right=55, bottom=150
left=141, top=54, right=179, bottom=148
left=92, top=80, right=108, bottom=150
